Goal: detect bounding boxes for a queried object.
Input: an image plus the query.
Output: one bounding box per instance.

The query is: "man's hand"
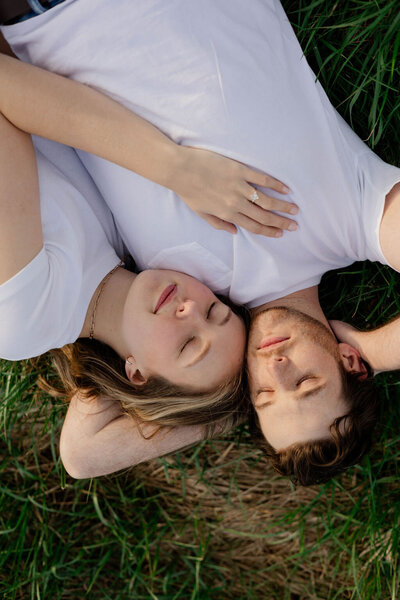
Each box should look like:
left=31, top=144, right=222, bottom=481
left=174, top=146, right=298, bottom=237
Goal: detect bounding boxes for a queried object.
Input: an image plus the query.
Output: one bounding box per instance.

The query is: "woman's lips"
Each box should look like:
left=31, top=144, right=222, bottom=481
left=257, top=336, right=289, bottom=350
left=154, top=284, right=177, bottom=313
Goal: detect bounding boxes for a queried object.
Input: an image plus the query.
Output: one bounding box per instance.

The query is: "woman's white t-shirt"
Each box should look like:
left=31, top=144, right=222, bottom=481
left=0, top=138, right=123, bottom=359
left=1, top=0, right=399, bottom=359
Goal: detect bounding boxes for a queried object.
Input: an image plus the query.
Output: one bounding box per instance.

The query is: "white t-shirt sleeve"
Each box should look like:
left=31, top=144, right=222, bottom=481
left=0, top=143, right=122, bottom=361
left=0, top=247, right=75, bottom=360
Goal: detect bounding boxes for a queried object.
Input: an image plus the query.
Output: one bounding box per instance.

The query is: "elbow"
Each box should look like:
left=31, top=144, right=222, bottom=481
left=59, top=435, right=98, bottom=479
left=60, top=446, right=92, bottom=480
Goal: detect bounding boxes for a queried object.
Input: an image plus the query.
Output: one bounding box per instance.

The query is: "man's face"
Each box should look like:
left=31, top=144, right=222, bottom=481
left=247, top=307, right=348, bottom=450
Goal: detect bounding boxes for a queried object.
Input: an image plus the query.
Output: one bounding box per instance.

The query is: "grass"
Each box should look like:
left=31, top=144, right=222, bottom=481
left=1, top=1, right=400, bottom=598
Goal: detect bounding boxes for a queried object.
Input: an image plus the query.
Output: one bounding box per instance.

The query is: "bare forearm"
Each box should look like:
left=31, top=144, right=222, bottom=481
left=332, top=316, right=400, bottom=373
left=362, top=317, right=400, bottom=372
left=60, top=393, right=205, bottom=478
left=0, top=54, right=182, bottom=189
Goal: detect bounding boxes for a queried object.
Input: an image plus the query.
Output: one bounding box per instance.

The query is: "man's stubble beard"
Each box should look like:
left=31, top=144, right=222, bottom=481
left=249, top=306, right=340, bottom=359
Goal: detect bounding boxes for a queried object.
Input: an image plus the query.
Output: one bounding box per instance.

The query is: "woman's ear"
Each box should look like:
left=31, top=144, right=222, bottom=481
left=338, top=343, right=368, bottom=380
left=125, top=356, right=148, bottom=386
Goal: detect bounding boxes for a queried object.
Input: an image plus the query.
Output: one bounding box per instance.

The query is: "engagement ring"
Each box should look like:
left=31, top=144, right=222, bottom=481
left=250, top=190, right=259, bottom=203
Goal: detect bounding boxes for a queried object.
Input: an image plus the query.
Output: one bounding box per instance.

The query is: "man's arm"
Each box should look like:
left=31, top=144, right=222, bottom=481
left=333, top=181, right=400, bottom=372
left=330, top=318, right=400, bottom=373
left=60, top=393, right=205, bottom=478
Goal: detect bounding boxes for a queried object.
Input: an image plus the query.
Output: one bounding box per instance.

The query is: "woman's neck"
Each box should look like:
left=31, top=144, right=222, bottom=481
left=80, top=267, right=136, bottom=358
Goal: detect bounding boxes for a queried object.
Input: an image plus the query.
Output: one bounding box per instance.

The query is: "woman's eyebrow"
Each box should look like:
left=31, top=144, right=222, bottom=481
left=185, top=308, right=231, bottom=368
left=185, top=341, right=211, bottom=368
left=220, top=309, right=232, bottom=326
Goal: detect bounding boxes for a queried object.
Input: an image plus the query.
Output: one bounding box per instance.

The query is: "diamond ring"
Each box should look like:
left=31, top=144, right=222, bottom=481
left=250, top=190, right=259, bottom=203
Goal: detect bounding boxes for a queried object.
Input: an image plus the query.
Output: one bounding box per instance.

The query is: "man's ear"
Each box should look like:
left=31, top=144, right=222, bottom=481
left=125, top=356, right=148, bottom=386
left=338, top=343, right=368, bottom=380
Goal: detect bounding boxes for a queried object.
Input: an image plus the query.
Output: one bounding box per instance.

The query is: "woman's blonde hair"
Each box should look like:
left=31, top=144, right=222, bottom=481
left=49, top=297, right=250, bottom=437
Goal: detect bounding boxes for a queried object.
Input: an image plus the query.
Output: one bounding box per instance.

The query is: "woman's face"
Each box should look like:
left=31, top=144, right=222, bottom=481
left=121, top=270, right=246, bottom=390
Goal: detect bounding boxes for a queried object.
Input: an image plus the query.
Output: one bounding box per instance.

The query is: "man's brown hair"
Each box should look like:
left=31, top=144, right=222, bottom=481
left=255, top=366, right=380, bottom=486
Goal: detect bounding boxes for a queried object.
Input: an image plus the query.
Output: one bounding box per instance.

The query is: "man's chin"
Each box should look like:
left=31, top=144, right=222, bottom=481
left=249, top=305, right=339, bottom=357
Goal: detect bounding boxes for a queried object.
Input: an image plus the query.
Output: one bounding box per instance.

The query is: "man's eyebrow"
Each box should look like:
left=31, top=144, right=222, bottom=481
left=255, top=382, right=328, bottom=410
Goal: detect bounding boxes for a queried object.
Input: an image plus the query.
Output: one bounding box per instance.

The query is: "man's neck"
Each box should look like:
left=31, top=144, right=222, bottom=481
left=250, top=285, right=330, bottom=329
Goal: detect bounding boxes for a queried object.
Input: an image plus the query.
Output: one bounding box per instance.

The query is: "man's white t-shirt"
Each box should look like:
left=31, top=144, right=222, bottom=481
left=0, top=138, right=123, bottom=359
left=1, top=0, right=399, bottom=358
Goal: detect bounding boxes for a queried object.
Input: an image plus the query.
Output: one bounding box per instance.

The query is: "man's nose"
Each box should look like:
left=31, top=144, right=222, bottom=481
left=263, top=355, right=290, bottom=380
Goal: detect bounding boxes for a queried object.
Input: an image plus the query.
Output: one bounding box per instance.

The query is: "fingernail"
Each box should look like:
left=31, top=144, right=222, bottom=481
left=282, top=185, right=290, bottom=193
left=289, top=205, right=298, bottom=215
left=288, top=223, right=297, bottom=231
left=275, top=231, right=283, bottom=238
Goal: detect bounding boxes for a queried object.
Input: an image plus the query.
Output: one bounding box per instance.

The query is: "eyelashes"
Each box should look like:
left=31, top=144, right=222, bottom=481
left=296, top=375, right=316, bottom=386
left=207, top=302, right=216, bottom=319
left=180, top=336, right=195, bottom=353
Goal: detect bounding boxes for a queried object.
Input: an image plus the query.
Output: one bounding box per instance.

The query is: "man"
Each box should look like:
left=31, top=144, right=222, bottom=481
left=1, top=0, right=398, bottom=483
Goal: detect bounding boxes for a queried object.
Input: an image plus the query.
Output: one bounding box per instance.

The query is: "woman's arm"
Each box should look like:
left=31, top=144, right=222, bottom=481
left=60, top=392, right=205, bottom=478
left=0, top=111, right=42, bottom=284
left=0, top=54, right=298, bottom=237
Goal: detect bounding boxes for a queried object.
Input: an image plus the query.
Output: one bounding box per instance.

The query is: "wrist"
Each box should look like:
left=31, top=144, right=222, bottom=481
left=159, top=141, right=188, bottom=191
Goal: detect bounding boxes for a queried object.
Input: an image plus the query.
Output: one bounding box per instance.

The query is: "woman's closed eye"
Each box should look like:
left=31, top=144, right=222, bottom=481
left=180, top=336, right=195, bottom=353
left=206, top=302, right=216, bottom=318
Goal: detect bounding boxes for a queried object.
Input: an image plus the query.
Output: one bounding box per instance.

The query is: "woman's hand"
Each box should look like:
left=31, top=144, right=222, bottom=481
left=173, top=146, right=298, bottom=237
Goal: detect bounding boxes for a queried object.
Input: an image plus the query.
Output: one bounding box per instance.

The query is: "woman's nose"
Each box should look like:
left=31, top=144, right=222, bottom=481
left=176, top=299, right=197, bottom=317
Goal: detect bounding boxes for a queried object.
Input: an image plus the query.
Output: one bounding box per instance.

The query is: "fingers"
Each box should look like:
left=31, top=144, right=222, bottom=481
left=202, top=214, right=237, bottom=234
left=244, top=183, right=298, bottom=217
left=244, top=168, right=290, bottom=194
left=243, top=196, right=297, bottom=234
left=234, top=213, right=283, bottom=238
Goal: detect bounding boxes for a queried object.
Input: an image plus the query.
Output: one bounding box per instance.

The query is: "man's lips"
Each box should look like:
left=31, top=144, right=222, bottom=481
left=154, top=284, right=177, bottom=313
left=257, top=336, right=290, bottom=350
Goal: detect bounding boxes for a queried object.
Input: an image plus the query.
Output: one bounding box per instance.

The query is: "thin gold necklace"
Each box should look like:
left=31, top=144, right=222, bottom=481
left=89, top=260, right=124, bottom=340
